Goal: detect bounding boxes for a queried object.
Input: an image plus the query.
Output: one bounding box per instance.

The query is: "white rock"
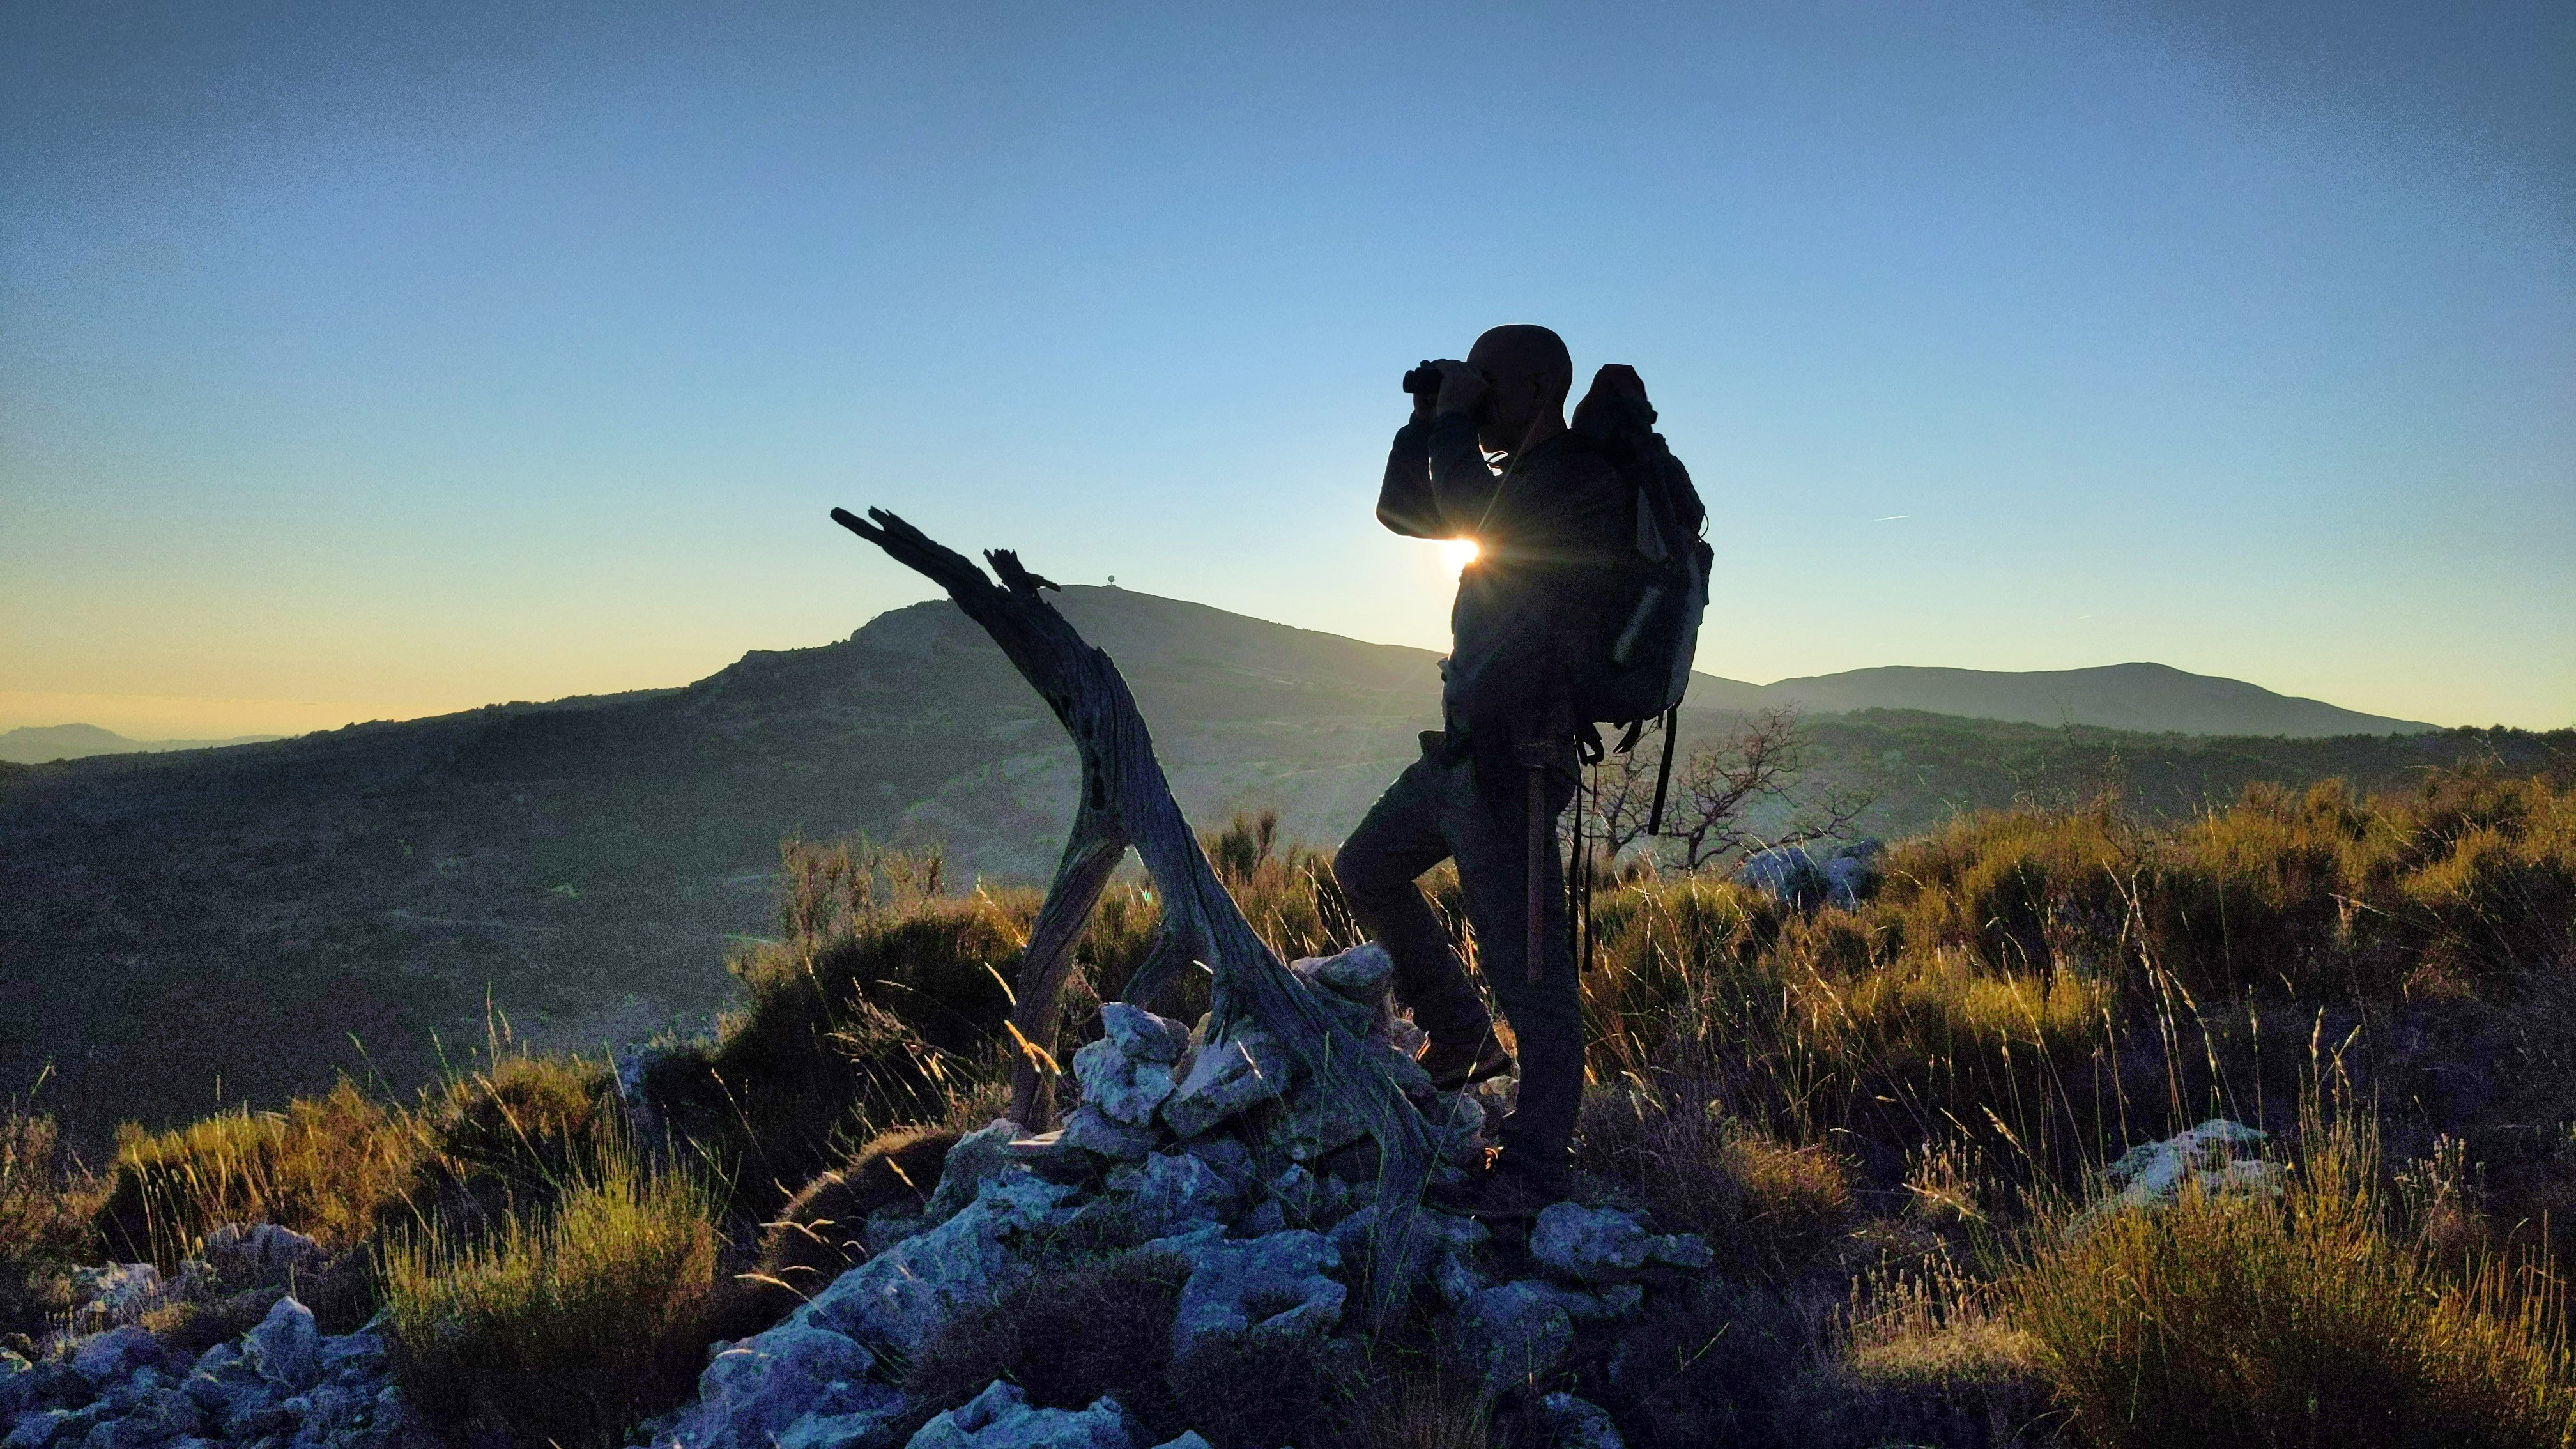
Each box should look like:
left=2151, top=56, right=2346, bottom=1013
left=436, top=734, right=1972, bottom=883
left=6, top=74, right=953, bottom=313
left=1294, top=942, right=1395, bottom=1008
left=1165, top=1228, right=1346, bottom=1363
left=924, top=1119, right=1025, bottom=1225
left=244, top=1295, right=322, bottom=1392
left=1071, top=1039, right=1176, bottom=1128
left=652, top=1325, right=878, bottom=1449
left=2098, top=1119, right=2280, bottom=1214
left=1537, top=1392, right=1626, bottom=1449
left=1529, top=1204, right=1710, bottom=1284
left=1160, top=1027, right=1294, bottom=1138
left=1057, top=1105, right=1160, bottom=1162
left=772, top=1382, right=908, bottom=1449
left=67, top=1264, right=162, bottom=1330
left=1265, top=1078, right=1369, bottom=1163
left=907, top=1381, right=1138, bottom=1449
left=1101, top=1152, right=1238, bottom=1235
left=72, top=1324, right=160, bottom=1384
left=3, top=1415, right=68, bottom=1449
left=1098, top=1004, right=1189, bottom=1064
left=1452, top=1281, right=1573, bottom=1390
left=799, top=1175, right=1081, bottom=1359
left=201, top=1223, right=326, bottom=1287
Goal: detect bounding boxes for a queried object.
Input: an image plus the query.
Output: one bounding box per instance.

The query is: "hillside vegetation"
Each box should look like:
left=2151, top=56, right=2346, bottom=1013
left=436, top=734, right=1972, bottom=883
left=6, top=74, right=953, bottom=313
left=8, top=762, right=2576, bottom=1446
left=3, top=590, right=2555, bottom=1155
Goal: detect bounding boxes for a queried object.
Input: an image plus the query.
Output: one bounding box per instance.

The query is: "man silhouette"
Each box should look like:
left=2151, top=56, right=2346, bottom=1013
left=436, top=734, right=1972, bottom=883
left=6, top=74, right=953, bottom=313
left=1333, top=324, right=1629, bottom=1218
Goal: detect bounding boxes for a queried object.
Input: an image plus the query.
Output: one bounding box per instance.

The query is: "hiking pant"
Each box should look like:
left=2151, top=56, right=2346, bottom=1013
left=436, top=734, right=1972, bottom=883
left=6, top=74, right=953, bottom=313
left=1331, top=732, right=1581, bottom=1181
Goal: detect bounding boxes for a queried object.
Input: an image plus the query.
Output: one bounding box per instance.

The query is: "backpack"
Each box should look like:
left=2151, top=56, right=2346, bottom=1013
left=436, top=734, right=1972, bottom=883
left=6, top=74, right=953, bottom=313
left=1562, top=364, right=1712, bottom=830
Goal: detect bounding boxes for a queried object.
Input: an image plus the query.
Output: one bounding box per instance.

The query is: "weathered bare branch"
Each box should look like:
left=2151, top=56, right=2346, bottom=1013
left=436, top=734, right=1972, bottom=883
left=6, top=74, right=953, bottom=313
left=830, top=506, right=1431, bottom=1319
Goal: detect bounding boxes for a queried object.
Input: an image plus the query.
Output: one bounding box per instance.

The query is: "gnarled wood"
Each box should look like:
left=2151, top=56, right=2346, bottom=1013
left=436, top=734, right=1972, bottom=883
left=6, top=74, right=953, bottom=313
left=831, top=505, right=1431, bottom=1318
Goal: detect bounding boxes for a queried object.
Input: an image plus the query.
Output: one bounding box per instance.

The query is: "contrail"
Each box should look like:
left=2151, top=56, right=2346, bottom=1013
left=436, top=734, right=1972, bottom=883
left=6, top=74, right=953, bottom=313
left=1873, top=514, right=1911, bottom=522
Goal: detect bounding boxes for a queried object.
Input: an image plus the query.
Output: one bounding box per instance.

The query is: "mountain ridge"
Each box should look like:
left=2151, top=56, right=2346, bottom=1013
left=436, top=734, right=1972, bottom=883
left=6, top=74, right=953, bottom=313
left=0, top=722, right=282, bottom=764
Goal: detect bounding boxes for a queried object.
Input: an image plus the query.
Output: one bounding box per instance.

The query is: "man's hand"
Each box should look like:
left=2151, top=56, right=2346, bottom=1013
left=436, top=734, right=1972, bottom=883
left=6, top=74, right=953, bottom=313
left=1432, top=358, right=1487, bottom=419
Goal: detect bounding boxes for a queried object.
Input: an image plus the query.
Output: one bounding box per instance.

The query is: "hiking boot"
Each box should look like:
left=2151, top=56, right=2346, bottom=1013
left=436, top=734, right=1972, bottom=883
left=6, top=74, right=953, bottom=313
left=1418, top=1032, right=1515, bottom=1093
left=1425, top=1154, right=1567, bottom=1223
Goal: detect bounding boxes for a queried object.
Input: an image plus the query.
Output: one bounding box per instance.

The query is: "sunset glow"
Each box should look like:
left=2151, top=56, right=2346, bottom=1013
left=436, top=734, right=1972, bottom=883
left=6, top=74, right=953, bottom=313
left=1439, top=537, right=1481, bottom=574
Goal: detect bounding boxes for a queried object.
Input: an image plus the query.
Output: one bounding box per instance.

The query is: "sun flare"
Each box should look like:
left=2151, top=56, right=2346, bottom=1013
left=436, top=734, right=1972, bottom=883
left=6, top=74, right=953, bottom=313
left=1439, top=537, right=1480, bottom=574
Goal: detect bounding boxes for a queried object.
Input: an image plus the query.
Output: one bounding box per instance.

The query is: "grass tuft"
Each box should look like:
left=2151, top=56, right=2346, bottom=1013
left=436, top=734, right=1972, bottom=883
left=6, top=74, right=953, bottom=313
left=2009, top=1108, right=2576, bottom=1448
left=378, top=1131, right=718, bottom=1449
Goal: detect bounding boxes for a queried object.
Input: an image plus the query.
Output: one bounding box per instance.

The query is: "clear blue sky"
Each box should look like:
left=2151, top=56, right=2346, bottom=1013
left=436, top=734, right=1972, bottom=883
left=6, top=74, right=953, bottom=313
left=4, top=0, right=2569, bottom=737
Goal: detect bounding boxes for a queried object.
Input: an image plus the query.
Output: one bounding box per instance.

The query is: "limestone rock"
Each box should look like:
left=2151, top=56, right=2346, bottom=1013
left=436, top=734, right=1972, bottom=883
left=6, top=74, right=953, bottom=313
left=1535, top=1392, right=1626, bottom=1449
left=1328, top=1202, right=1489, bottom=1305
left=650, top=1324, right=878, bottom=1449
left=1734, top=841, right=1883, bottom=912
left=1099, top=1004, right=1189, bottom=1064
left=770, top=1381, right=908, bottom=1449
left=1071, top=1039, right=1176, bottom=1128
left=1161, top=1027, right=1295, bottom=1139
left=1058, top=1105, right=1160, bottom=1162
left=1282, top=976, right=1377, bottom=1043
left=71, top=1326, right=159, bottom=1384
left=1452, top=1281, right=1573, bottom=1390
left=1165, top=1228, right=1346, bottom=1363
left=1101, top=1151, right=1238, bottom=1235
left=244, top=1295, right=322, bottom=1392
left=1177, top=1136, right=1258, bottom=1197
left=66, top=1265, right=162, bottom=1331
left=908, top=1381, right=1138, bottom=1449
left=201, top=1224, right=327, bottom=1289
left=318, top=1328, right=387, bottom=1379
left=2097, top=1119, right=2279, bottom=1215
left=3, top=1412, right=70, bottom=1449
left=1294, top=942, right=1395, bottom=1010
left=1265, top=1078, right=1369, bottom=1163
left=925, top=1119, right=1026, bottom=1224
left=799, top=1175, right=1080, bottom=1359
left=1144, top=1436, right=1213, bottom=1449
left=1529, top=1204, right=1711, bottom=1285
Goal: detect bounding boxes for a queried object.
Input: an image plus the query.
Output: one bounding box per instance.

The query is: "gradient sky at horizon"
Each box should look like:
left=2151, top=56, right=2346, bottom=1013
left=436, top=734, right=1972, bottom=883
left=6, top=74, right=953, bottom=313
left=4, top=0, right=2570, bottom=739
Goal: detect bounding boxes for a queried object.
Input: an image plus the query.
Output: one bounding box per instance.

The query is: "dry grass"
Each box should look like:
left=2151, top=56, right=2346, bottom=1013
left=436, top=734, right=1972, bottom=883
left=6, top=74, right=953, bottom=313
left=2009, top=1108, right=2576, bottom=1449
left=22, top=775, right=2575, bottom=1449
left=93, top=1078, right=422, bottom=1264
left=0, top=1094, right=102, bottom=1339
left=378, top=1131, right=718, bottom=1449
left=905, top=1245, right=1193, bottom=1429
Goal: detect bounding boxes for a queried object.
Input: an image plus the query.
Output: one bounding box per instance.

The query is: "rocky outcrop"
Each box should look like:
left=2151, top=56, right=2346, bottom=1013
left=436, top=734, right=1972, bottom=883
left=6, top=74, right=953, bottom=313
left=630, top=942, right=1697, bottom=1449
left=3, top=1292, right=427, bottom=1449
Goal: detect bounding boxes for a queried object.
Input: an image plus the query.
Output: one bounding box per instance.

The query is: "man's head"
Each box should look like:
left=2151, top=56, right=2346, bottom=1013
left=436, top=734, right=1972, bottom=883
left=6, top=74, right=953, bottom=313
left=1464, top=324, right=1573, bottom=456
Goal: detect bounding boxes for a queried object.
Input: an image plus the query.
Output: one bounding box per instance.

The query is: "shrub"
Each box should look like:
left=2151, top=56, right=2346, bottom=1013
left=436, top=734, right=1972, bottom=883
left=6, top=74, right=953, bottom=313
left=1576, top=1082, right=1853, bottom=1281
left=0, top=1098, right=100, bottom=1339
left=2008, top=1114, right=2576, bottom=1448
left=718, top=1124, right=960, bottom=1336
left=379, top=1137, right=718, bottom=1449
left=94, top=1078, right=421, bottom=1264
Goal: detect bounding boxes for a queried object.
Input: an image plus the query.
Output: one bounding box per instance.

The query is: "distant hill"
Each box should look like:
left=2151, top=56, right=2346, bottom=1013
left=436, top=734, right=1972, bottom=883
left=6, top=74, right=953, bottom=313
left=0, top=585, right=2534, bottom=1150
left=0, top=723, right=282, bottom=764
left=1704, top=663, right=2435, bottom=737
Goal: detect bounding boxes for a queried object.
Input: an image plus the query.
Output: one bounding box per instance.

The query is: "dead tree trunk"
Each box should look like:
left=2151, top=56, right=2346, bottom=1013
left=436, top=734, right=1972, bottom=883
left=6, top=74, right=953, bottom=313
left=831, top=507, right=1432, bottom=1310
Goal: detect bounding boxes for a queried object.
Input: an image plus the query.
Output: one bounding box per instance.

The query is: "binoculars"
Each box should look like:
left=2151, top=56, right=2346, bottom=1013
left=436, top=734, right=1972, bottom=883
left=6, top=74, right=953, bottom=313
left=1402, top=360, right=1485, bottom=400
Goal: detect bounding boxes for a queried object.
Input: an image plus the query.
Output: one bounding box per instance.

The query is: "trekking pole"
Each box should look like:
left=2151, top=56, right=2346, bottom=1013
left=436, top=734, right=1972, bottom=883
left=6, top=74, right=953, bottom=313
left=1525, top=761, right=1547, bottom=985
